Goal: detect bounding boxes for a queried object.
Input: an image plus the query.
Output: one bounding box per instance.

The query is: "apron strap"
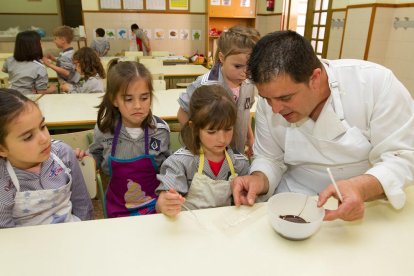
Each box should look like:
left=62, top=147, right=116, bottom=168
left=111, top=119, right=123, bottom=156
left=6, top=161, right=20, bottom=191
left=197, top=148, right=236, bottom=176
left=5, top=153, right=71, bottom=192
left=322, top=61, right=345, bottom=120
left=144, top=126, right=149, bottom=155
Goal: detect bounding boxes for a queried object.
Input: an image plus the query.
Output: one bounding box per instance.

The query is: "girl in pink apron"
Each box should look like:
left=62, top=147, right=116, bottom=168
left=0, top=89, right=93, bottom=228
left=88, top=61, right=170, bottom=218
left=156, top=85, right=250, bottom=217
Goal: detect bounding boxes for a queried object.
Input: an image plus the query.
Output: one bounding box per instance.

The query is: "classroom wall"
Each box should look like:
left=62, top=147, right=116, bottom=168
left=83, top=12, right=205, bottom=56
left=0, top=0, right=61, bottom=37
left=327, top=3, right=414, bottom=97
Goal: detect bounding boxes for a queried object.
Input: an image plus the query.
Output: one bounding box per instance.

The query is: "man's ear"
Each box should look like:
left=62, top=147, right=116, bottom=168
left=309, top=68, right=322, bottom=90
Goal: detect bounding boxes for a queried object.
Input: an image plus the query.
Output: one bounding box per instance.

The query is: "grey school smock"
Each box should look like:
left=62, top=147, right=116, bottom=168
left=156, top=147, right=250, bottom=195
left=0, top=140, right=94, bottom=228
left=88, top=115, right=171, bottom=176
left=177, top=64, right=256, bottom=153
left=2, top=57, right=49, bottom=95
left=68, top=74, right=104, bottom=93
left=56, top=47, right=81, bottom=84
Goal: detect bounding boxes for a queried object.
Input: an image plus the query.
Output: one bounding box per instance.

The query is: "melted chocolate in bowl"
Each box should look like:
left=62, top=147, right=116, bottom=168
left=279, top=215, right=309, bottom=223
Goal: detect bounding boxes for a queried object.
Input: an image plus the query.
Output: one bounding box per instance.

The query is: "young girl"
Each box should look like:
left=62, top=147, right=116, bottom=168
left=2, top=30, right=56, bottom=95
left=0, top=88, right=93, bottom=228
left=177, top=26, right=260, bottom=157
left=60, top=47, right=106, bottom=93
left=156, top=85, right=250, bottom=217
left=88, top=60, right=170, bottom=218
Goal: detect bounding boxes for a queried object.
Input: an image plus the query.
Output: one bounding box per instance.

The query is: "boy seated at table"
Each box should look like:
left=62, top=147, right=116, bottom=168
left=42, top=26, right=81, bottom=87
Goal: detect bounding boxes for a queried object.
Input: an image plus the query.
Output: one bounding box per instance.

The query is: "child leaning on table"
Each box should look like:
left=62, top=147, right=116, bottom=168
left=42, top=25, right=81, bottom=86
left=60, top=47, right=106, bottom=93
left=86, top=60, right=170, bottom=218
left=0, top=88, right=93, bottom=228
left=177, top=25, right=260, bottom=158
left=2, top=30, right=57, bottom=95
left=156, top=84, right=250, bottom=217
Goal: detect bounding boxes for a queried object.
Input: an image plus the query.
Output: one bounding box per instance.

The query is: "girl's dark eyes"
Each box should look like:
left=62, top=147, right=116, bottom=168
left=23, top=134, right=33, bottom=141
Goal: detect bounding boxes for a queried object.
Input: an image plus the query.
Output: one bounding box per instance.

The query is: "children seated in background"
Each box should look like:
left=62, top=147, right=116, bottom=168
left=177, top=26, right=260, bottom=157
left=0, top=88, right=93, bottom=228
left=60, top=47, right=106, bottom=93
left=156, top=85, right=250, bottom=217
left=87, top=60, right=170, bottom=218
left=42, top=25, right=80, bottom=86
left=2, top=30, right=56, bottom=95
left=90, top=28, right=110, bottom=57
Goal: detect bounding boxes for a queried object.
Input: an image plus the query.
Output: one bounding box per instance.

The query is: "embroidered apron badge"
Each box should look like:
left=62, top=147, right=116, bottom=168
left=244, top=98, right=251, bottom=109
left=150, top=137, right=161, bottom=151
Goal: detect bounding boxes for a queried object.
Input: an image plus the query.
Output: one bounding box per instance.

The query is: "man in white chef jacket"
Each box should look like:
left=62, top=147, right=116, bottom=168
left=232, top=30, right=414, bottom=221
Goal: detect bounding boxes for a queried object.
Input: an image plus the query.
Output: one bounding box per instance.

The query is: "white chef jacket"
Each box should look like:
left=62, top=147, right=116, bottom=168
left=251, top=59, right=414, bottom=209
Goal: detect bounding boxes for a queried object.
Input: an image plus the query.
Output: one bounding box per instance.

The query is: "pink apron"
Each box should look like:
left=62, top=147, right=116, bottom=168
left=105, top=120, right=159, bottom=218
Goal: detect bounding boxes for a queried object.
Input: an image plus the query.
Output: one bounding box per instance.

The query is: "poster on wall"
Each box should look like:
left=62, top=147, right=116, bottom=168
left=154, top=29, right=165, bottom=39
left=123, top=0, right=144, bottom=9
left=100, top=0, right=121, bottom=9
left=169, top=0, right=188, bottom=10
left=117, top=28, right=128, bottom=39
left=240, top=0, right=250, bottom=7
left=222, top=0, right=231, bottom=6
left=180, top=29, right=189, bottom=40
left=169, top=29, right=178, bottom=39
left=192, top=30, right=201, bottom=40
left=106, top=29, right=116, bottom=39
left=146, top=0, right=166, bottom=10
left=210, top=0, right=220, bottom=5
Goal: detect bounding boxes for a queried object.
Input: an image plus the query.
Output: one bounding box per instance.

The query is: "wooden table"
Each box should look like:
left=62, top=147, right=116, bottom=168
left=1, top=186, right=413, bottom=276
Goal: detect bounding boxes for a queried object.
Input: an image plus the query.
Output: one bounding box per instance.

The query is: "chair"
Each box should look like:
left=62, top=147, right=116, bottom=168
left=51, top=129, right=107, bottom=218
left=139, top=58, right=163, bottom=68
left=153, top=79, right=166, bottom=91
left=169, top=123, right=183, bottom=153
left=151, top=51, right=170, bottom=57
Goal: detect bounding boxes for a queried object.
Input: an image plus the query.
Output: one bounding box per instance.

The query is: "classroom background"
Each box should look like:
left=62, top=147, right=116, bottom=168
left=1, top=0, right=413, bottom=96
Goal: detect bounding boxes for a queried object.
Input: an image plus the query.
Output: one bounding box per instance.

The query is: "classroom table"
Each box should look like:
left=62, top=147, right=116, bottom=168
left=1, top=186, right=413, bottom=276
left=154, top=55, right=189, bottom=65
left=35, top=90, right=257, bottom=130
left=35, top=90, right=185, bottom=130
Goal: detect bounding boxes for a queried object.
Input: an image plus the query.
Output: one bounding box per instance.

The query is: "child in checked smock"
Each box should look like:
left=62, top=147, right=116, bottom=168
left=0, top=89, right=93, bottom=228
left=87, top=61, right=170, bottom=218
left=2, top=30, right=57, bottom=95
left=177, top=26, right=260, bottom=157
left=60, top=47, right=106, bottom=93
left=156, top=85, right=250, bottom=217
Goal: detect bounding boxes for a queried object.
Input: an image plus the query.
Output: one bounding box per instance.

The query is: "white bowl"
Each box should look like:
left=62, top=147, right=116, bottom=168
left=267, top=192, right=325, bottom=240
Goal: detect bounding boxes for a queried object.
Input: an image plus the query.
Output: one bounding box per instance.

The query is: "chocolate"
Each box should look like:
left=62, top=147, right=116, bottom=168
left=279, top=215, right=309, bottom=223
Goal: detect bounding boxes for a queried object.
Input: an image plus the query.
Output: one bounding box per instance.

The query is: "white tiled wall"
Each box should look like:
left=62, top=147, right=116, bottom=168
left=341, top=7, right=372, bottom=59
left=326, top=11, right=345, bottom=59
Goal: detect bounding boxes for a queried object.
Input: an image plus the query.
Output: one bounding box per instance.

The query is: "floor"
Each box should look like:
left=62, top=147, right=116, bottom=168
left=91, top=199, right=105, bottom=219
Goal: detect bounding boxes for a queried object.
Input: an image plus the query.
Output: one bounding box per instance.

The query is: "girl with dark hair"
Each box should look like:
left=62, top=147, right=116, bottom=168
left=2, top=31, right=56, bottom=94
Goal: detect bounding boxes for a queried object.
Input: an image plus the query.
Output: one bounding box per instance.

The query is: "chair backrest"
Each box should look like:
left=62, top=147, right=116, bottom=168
left=151, top=73, right=164, bottom=80
left=124, top=51, right=144, bottom=59
left=78, top=156, right=97, bottom=199
left=151, top=51, right=170, bottom=57
left=153, top=79, right=166, bottom=91
left=138, top=56, right=154, bottom=61
left=0, top=53, right=12, bottom=60
left=51, top=129, right=94, bottom=151
left=139, top=58, right=163, bottom=68
left=169, top=123, right=183, bottom=153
